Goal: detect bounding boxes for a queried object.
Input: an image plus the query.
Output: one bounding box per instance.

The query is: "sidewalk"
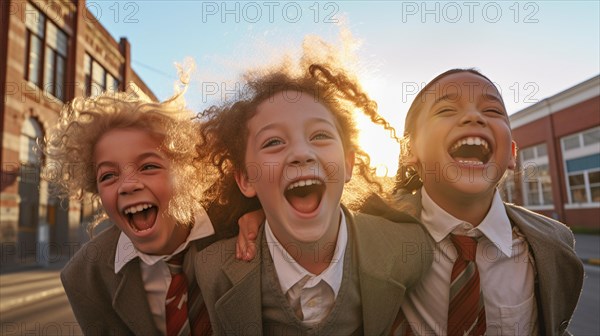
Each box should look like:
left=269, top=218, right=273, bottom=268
left=575, top=234, right=600, bottom=266
left=0, top=266, right=65, bottom=315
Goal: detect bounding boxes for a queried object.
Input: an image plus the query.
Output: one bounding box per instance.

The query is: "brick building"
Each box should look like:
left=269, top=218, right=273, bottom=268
left=1, top=0, right=157, bottom=269
left=502, top=75, right=600, bottom=230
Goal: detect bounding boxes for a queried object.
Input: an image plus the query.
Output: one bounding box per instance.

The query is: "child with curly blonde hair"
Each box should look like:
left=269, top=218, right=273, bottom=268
left=42, top=81, right=244, bottom=335
left=194, top=52, right=434, bottom=334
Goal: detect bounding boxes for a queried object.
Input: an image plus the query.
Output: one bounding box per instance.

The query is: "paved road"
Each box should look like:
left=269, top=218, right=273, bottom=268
left=0, top=268, right=81, bottom=335
left=571, top=234, right=600, bottom=335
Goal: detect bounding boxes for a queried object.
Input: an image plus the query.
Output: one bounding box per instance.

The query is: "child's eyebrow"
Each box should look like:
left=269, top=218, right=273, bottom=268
left=255, top=117, right=336, bottom=137
left=95, top=152, right=166, bottom=173
left=431, top=94, right=456, bottom=106
left=431, top=93, right=504, bottom=106
left=480, top=93, right=505, bottom=105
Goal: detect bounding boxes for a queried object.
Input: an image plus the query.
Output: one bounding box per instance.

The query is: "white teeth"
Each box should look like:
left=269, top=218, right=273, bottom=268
left=458, top=160, right=484, bottom=165
left=287, top=179, right=322, bottom=190
left=123, top=203, right=153, bottom=215
left=450, top=137, right=489, bottom=152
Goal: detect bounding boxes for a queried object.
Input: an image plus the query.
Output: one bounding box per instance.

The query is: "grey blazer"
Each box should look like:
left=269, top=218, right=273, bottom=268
left=375, top=191, right=584, bottom=336
left=61, top=225, right=218, bottom=335
left=195, top=206, right=434, bottom=335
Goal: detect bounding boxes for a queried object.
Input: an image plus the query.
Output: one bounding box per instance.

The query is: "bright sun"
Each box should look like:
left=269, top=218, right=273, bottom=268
left=356, top=76, right=408, bottom=177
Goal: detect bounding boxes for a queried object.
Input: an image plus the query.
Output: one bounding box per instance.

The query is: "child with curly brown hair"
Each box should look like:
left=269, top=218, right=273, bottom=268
left=42, top=78, right=259, bottom=335
left=194, top=54, right=434, bottom=334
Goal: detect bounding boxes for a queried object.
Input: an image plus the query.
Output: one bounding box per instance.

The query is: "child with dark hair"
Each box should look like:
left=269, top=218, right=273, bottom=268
left=380, top=68, right=583, bottom=335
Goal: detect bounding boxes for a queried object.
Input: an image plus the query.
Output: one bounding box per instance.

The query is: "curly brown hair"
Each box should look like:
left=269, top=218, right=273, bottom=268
left=40, top=87, right=206, bottom=234
left=196, top=62, right=399, bottom=227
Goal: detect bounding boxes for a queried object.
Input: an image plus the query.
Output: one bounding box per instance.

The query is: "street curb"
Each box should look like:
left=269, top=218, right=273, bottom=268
left=0, top=286, right=65, bottom=315
left=582, top=258, right=600, bottom=266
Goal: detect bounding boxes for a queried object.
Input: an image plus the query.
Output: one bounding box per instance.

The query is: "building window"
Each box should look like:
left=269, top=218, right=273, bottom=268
left=24, top=2, right=68, bottom=101
left=522, top=163, right=553, bottom=206
left=500, top=170, right=515, bottom=203
left=84, top=53, right=120, bottom=97
left=565, top=156, right=600, bottom=204
left=562, top=126, right=600, bottom=152
left=567, top=169, right=600, bottom=203
left=520, top=143, right=553, bottom=207
left=562, top=126, right=600, bottom=205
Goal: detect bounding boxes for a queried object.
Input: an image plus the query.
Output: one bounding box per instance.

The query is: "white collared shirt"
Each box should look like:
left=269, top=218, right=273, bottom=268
left=114, top=208, right=215, bottom=334
left=264, top=209, right=347, bottom=325
left=401, top=188, right=537, bottom=335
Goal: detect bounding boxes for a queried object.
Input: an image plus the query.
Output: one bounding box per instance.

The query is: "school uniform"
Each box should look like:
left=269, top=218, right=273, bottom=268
left=364, top=189, right=584, bottom=336
left=195, top=205, right=434, bottom=335
left=61, top=211, right=220, bottom=336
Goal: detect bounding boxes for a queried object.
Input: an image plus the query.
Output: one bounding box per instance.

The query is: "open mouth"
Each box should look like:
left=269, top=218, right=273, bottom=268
left=448, top=136, right=491, bottom=165
left=123, top=203, right=157, bottom=232
left=284, top=178, right=325, bottom=214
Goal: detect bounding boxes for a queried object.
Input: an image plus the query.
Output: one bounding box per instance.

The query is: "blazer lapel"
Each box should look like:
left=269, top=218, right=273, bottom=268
left=359, top=270, right=406, bottom=335
left=506, top=205, right=583, bottom=335
left=214, top=232, right=264, bottom=335
left=347, top=209, right=408, bottom=335
left=112, top=258, right=161, bottom=335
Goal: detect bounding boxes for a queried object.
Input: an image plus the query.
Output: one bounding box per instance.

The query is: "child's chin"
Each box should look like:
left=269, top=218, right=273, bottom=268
left=450, top=180, right=497, bottom=195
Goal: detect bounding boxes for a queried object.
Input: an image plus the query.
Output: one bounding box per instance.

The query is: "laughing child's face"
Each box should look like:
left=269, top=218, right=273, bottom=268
left=407, top=72, right=517, bottom=203
left=235, top=90, right=354, bottom=246
left=94, top=127, right=190, bottom=255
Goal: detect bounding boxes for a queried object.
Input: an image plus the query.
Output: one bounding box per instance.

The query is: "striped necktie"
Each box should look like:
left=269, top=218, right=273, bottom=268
left=447, top=235, right=486, bottom=336
left=165, top=251, right=212, bottom=336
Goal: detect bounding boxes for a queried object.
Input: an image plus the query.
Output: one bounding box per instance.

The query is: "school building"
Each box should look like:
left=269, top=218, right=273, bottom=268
left=501, top=74, right=600, bottom=231
left=1, top=0, right=157, bottom=270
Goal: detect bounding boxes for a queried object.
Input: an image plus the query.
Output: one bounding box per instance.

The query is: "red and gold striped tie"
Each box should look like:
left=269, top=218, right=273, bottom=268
left=447, top=235, right=486, bottom=336
left=165, top=251, right=212, bottom=336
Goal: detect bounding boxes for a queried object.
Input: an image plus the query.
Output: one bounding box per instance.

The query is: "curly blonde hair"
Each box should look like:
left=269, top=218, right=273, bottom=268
left=41, top=86, right=206, bottom=234
left=197, top=60, right=399, bottom=226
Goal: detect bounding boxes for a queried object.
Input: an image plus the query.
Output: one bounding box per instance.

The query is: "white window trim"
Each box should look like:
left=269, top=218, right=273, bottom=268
left=564, top=202, right=600, bottom=210
left=525, top=205, right=555, bottom=211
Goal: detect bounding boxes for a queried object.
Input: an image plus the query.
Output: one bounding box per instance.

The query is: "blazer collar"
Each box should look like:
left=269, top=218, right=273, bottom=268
left=112, top=258, right=162, bottom=335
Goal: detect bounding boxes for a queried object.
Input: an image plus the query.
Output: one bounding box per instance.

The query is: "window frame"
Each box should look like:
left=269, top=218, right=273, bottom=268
left=23, top=2, right=68, bottom=102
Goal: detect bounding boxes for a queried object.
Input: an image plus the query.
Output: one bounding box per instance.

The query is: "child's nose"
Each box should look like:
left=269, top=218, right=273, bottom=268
left=288, top=143, right=317, bottom=166
left=460, top=109, right=486, bottom=126
left=118, top=178, right=144, bottom=195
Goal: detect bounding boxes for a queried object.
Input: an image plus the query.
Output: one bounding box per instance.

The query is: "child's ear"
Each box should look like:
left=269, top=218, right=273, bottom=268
left=234, top=170, right=257, bottom=197
left=344, top=150, right=355, bottom=183
left=508, top=141, right=518, bottom=170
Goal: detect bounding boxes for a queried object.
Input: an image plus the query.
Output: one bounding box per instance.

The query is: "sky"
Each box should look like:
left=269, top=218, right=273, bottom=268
left=90, top=0, right=600, bottom=176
